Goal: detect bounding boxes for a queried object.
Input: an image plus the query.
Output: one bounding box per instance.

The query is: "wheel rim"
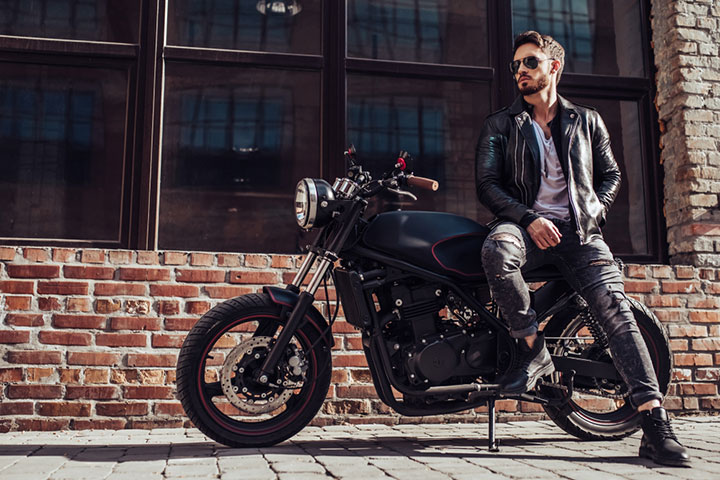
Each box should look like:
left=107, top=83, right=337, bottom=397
left=195, top=314, right=320, bottom=436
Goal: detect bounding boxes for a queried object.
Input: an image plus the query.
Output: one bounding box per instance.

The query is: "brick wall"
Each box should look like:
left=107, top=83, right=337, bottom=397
left=652, top=0, right=720, bottom=266
left=0, top=246, right=718, bottom=431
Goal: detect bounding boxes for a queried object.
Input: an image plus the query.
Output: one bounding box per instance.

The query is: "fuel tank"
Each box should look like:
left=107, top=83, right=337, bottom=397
left=361, top=211, right=490, bottom=280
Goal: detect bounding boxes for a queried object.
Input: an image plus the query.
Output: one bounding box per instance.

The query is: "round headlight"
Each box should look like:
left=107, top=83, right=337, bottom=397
left=295, top=178, right=335, bottom=229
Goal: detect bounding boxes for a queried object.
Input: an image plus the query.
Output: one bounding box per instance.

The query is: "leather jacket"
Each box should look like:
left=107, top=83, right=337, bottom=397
left=475, top=95, right=621, bottom=244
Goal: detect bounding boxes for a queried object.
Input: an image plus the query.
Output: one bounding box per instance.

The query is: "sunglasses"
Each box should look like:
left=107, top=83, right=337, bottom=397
left=508, top=56, right=553, bottom=75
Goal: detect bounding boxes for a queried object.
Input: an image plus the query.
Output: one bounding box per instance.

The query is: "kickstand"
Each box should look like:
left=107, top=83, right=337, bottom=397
left=488, top=397, right=499, bottom=452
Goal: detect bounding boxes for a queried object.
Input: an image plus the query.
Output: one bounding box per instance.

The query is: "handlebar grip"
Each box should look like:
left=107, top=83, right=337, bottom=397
left=406, top=175, right=439, bottom=191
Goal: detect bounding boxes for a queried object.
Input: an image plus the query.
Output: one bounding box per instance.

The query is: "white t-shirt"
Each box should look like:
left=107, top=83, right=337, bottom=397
left=531, top=120, right=570, bottom=221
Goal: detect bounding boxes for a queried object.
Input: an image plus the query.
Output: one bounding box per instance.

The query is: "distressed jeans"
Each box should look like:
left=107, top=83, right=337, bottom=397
left=481, top=219, right=662, bottom=408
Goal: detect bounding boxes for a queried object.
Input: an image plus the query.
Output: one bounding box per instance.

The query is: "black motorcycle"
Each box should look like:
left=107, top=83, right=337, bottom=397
left=176, top=147, right=671, bottom=450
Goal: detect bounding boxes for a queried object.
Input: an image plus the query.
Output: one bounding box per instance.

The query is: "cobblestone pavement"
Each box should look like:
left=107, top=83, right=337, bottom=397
left=0, top=417, right=718, bottom=480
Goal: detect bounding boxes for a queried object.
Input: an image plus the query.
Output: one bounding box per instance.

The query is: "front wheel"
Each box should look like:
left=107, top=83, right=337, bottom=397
left=542, top=297, right=671, bottom=440
left=176, top=293, right=332, bottom=447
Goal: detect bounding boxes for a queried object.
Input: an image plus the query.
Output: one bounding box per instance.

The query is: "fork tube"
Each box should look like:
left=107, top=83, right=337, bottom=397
left=289, top=251, right=317, bottom=289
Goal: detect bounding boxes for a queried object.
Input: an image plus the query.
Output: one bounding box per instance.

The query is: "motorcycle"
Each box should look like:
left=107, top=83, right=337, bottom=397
left=176, top=147, right=671, bottom=450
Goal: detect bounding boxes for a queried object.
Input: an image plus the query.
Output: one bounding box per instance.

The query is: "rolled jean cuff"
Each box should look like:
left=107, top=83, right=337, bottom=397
left=509, top=323, right=538, bottom=339
left=630, top=390, right=664, bottom=410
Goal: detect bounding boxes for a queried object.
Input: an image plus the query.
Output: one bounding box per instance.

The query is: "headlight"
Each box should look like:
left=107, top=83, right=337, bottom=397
left=295, top=178, right=335, bottom=229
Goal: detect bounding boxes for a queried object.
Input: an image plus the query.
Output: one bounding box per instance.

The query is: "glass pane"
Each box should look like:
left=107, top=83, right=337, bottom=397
left=347, top=0, right=489, bottom=66
left=160, top=63, right=320, bottom=253
left=511, top=0, right=645, bottom=77
left=565, top=96, right=649, bottom=255
left=347, top=75, right=493, bottom=223
left=167, top=0, right=321, bottom=54
left=0, top=0, right=140, bottom=43
left=0, top=63, right=127, bottom=241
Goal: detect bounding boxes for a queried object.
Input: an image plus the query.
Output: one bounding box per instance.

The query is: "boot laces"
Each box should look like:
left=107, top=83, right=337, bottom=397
left=651, top=417, right=678, bottom=442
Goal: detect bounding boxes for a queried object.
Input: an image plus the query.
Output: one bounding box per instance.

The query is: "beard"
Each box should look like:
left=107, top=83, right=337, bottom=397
left=518, top=75, right=550, bottom=95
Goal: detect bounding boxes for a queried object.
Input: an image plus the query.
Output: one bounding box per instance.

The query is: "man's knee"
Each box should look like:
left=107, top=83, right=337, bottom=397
left=482, top=230, right=524, bottom=277
left=585, top=283, right=638, bottom=339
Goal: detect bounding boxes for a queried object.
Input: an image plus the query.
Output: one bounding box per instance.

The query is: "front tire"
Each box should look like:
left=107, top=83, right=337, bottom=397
left=542, top=298, right=671, bottom=440
left=176, top=293, right=332, bottom=447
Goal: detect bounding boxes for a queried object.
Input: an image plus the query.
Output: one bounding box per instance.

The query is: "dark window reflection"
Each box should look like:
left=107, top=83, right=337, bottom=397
left=0, top=63, right=127, bottom=241
left=0, top=0, right=140, bottom=43
left=167, top=0, right=321, bottom=54
left=512, top=0, right=644, bottom=77
left=348, top=0, right=489, bottom=66
left=347, top=75, right=492, bottom=223
left=564, top=95, right=648, bottom=255
left=160, top=63, right=320, bottom=253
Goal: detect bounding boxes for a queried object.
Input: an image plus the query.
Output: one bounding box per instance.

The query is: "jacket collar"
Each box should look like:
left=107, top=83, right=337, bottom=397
left=508, top=94, right=577, bottom=117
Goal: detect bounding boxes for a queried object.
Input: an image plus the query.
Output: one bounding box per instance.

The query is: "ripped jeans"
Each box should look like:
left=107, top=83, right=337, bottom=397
left=481, top=220, right=662, bottom=408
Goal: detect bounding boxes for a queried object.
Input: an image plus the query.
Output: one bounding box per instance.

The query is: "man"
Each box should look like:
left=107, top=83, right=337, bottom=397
left=475, top=31, right=689, bottom=467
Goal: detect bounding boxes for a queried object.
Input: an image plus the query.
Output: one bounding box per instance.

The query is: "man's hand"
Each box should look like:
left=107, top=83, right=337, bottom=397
left=527, top=218, right=562, bottom=249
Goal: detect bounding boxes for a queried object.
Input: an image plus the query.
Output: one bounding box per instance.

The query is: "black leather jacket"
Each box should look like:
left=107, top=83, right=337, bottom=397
left=475, top=95, right=621, bottom=244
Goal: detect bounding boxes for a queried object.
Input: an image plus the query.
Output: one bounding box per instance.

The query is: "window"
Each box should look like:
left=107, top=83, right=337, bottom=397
left=0, top=0, right=663, bottom=261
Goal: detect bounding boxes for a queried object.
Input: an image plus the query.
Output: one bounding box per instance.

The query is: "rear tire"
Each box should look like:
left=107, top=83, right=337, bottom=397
left=542, top=298, right=671, bottom=441
left=176, top=293, right=332, bottom=447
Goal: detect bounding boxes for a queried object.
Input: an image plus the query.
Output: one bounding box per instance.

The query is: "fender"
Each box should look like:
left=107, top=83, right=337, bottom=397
left=263, top=286, right=335, bottom=348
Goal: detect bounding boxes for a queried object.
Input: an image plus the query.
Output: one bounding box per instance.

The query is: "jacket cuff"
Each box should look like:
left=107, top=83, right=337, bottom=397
left=519, top=211, right=540, bottom=229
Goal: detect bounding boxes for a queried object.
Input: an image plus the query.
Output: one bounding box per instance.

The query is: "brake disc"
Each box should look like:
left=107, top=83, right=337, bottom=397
left=220, top=336, right=294, bottom=414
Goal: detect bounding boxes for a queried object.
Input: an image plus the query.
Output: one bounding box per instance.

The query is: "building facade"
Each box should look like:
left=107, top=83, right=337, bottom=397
left=0, top=0, right=718, bottom=431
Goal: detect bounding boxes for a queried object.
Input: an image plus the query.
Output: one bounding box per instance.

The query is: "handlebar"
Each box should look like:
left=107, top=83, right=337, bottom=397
left=406, top=175, right=439, bottom=191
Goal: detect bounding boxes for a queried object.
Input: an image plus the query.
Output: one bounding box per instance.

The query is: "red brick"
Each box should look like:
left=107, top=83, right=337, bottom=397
left=108, top=250, right=133, bottom=264
left=22, top=248, right=48, bottom=262
left=38, top=331, right=92, bottom=346
left=52, top=248, right=76, bottom=262
left=689, top=223, right=720, bottom=236
left=127, top=353, right=177, bottom=367
left=16, top=419, right=69, bottom=431
left=0, top=330, right=30, bottom=343
left=118, top=268, right=171, bottom=281
left=80, top=249, right=105, bottom=263
left=7, top=264, right=60, bottom=279
left=675, top=266, right=695, bottom=279
left=692, top=338, right=720, bottom=350
left=0, top=402, right=33, bottom=415
left=674, top=353, right=713, bottom=366
left=654, top=310, right=686, bottom=322
left=204, top=285, right=253, bottom=298
left=333, top=355, right=368, bottom=367
left=625, top=265, right=648, bottom=278
left=96, top=333, right=147, bottom=347
left=5, top=313, right=43, bottom=326
left=687, top=297, right=720, bottom=309
left=700, top=268, right=716, bottom=280
left=163, top=251, right=187, bottom=265
left=124, top=386, right=173, bottom=399
left=7, top=350, right=61, bottom=364
left=84, top=368, right=110, bottom=384
left=53, top=314, right=105, bottom=329
left=95, top=282, right=147, bottom=296
left=176, top=269, right=225, bottom=283
left=37, top=402, right=91, bottom=417
left=624, top=280, right=658, bottom=293
left=38, top=297, right=61, bottom=311
left=661, top=281, right=699, bottom=294
left=680, top=383, right=717, bottom=395
left=59, top=368, right=82, bottom=383
left=156, top=300, right=180, bottom=315
left=63, top=265, right=115, bottom=280
left=150, top=284, right=199, bottom=297
left=38, top=281, right=89, bottom=295
left=271, top=256, right=294, bottom=269
left=155, top=402, right=185, bottom=416
left=650, top=265, right=672, bottom=279
left=96, top=402, right=149, bottom=416
left=336, top=386, right=378, bottom=399
left=0, top=281, right=35, bottom=294
left=190, top=253, right=214, bottom=266
left=645, top=295, right=683, bottom=308
left=110, top=317, right=161, bottom=331
left=0, top=368, right=23, bottom=381
left=4, top=296, right=31, bottom=310
left=0, top=247, right=17, bottom=260
left=26, top=367, right=53, bottom=382
left=164, top=318, right=198, bottom=331
left=217, top=254, right=241, bottom=267
left=690, top=311, right=720, bottom=323
left=137, top=251, right=159, bottom=264
left=67, top=297, right=92, bottom=312
left=95, top=299, right=122, bottom=314
left=65, top=386, right=119, bottom=399
left=668, top=325, right=707, bottom=337
left=331, top=320, right=358, bottom=333
left=669, top=339, right=688, bottom=351
left=345, top=336, right=364, bottom=350
left=245, top=254, right=270, bottom=268
left=186, top=301, right=211, bottom=314
left=74, top=419, right=127, bottom=430
left=7, top=384, right=62, bottom=399
left=230, top=271, right=279, bottom=284
left=67, top=352, right=121, bottom=366
left=151, top=334, right=186, bottom=348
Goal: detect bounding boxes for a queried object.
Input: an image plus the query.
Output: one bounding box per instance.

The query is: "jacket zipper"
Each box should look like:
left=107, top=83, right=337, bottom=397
left=566, top=114, right=583, bottom=243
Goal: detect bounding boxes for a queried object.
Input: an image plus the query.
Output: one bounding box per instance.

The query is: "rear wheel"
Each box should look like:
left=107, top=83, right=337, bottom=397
left=176, top=293, right=332, bottom=447
left=542, top=298, right=671, bottom=440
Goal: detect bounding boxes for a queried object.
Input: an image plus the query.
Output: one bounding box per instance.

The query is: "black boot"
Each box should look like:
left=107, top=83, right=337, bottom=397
left=499, top=332, right=554, bottom=394
left=639, top=407, right=690, bottom=467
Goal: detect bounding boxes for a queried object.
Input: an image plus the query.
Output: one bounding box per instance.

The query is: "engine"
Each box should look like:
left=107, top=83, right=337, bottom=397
left=380, top=281, right=498, bottom=387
